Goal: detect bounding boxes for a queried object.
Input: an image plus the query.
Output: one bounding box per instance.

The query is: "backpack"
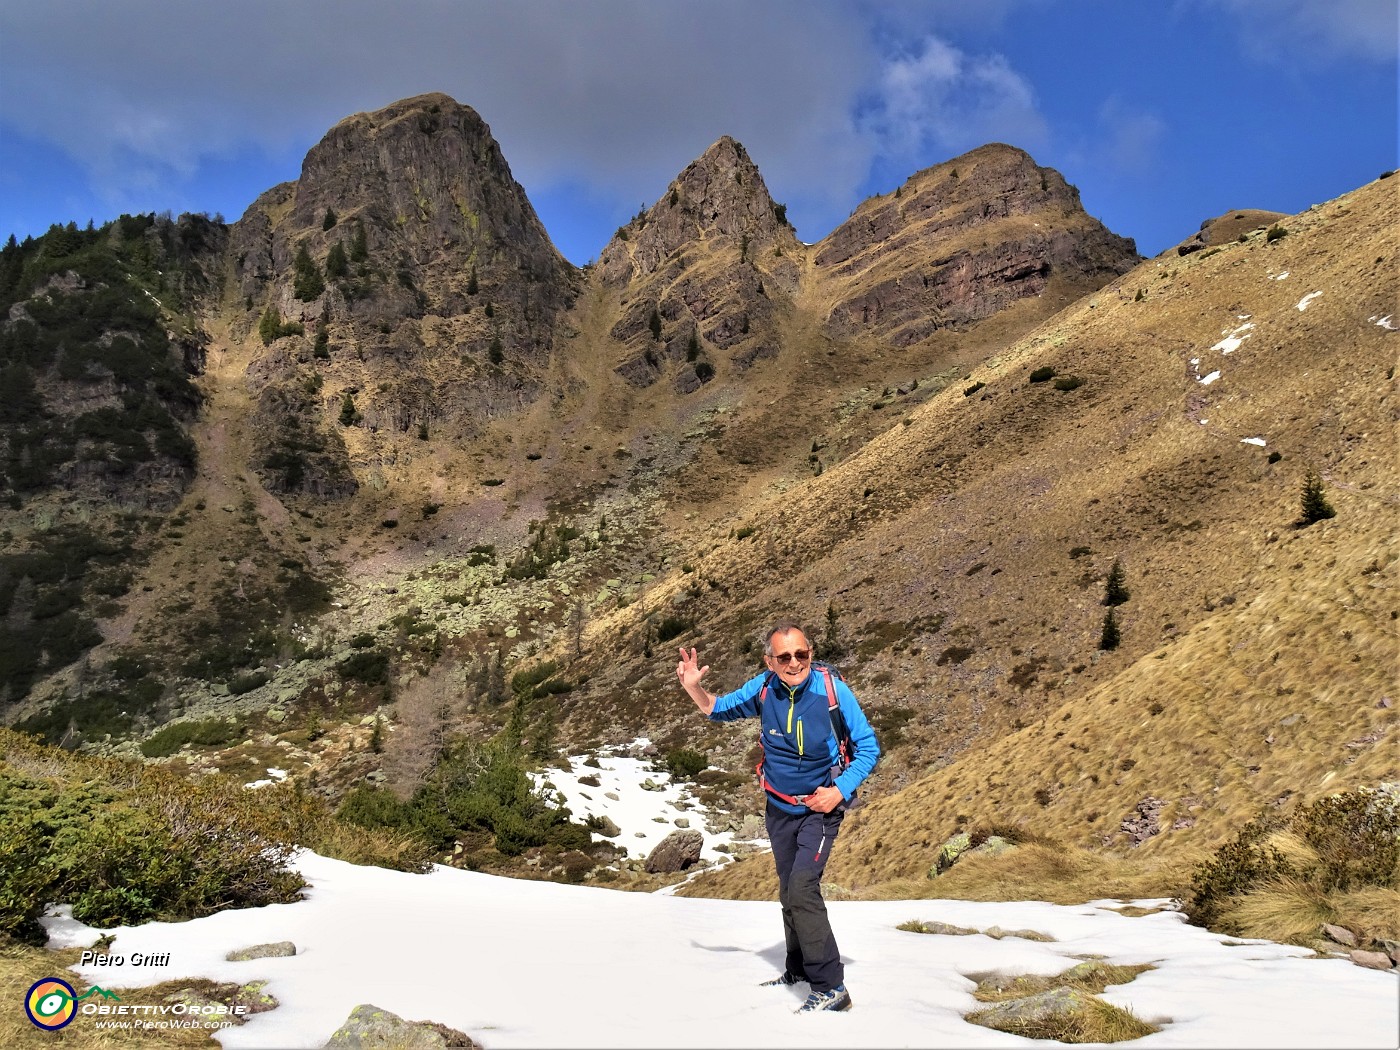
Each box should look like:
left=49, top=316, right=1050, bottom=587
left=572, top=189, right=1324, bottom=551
left=753, top=661, right=856, bottom=805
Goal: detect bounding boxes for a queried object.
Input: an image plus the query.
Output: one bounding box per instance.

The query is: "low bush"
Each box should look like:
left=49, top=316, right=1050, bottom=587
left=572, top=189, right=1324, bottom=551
left=665, top=747, right=709, bottom=780
left=1029, top=366, right=1057, bottom=383
left=0, top=729, right=306, bottom=943
left=1186, top=787, right=1400, bottom=935
left=139, top=718, right=242, bottom=758
left=654, top=615, right=694, bottom=643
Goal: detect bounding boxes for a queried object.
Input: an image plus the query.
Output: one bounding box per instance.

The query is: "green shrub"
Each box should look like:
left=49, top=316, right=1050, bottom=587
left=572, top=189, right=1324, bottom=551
left=1053, top=375, right=1084, bottom=391
left=1029, top=366, right=1057, bottom=383
left=139, top=718, right=241, bottom=758
left=339, top=649, right=388, bottom=684
left=1187, top=818, right=1293, bottom=931
left=0, top=732, right=306, bottom=942
left=665, top=748, right=709, bottom=779
left=964, top=381, right=986, bottom=396
left=511, top=660, right=560, bottom=699
left=654, top=615, right=693, bottom=643
left=228, top=670, right=269, bottom=695
left=1293, top=788, right=1400, bottom=892
left=1266, top=225, right=1288, bottom=243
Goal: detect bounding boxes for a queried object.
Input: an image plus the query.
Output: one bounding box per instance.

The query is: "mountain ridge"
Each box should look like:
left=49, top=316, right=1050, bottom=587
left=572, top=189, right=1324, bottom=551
left=0, top=94, right=1393, bottom=927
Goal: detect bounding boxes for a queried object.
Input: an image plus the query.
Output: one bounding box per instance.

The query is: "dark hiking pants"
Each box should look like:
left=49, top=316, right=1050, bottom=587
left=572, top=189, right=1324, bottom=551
left=766, top=801, right=846, bottom=992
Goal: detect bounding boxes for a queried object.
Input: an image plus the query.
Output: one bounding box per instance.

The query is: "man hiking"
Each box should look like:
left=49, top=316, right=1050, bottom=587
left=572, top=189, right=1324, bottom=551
left=675, top=619, right=879, bottom=1013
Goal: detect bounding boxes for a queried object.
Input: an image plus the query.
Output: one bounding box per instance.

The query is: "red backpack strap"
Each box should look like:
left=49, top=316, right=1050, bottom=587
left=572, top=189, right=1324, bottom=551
left=818, top=666, right=851, bottom=770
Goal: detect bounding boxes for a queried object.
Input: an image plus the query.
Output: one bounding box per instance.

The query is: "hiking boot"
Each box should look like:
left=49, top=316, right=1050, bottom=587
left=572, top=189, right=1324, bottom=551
left=760, top=970, right=807, bottom=987
left=796, top=984, right=851, bottom=1013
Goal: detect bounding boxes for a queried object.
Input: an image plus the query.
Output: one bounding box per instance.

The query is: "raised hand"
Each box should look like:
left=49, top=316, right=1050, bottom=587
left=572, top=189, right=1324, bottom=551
left=676, top=646, right=709, bottom=691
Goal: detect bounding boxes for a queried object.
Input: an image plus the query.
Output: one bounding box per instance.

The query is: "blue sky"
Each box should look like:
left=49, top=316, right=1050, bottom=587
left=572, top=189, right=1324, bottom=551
left=1, top=1, right=1395, bottom=264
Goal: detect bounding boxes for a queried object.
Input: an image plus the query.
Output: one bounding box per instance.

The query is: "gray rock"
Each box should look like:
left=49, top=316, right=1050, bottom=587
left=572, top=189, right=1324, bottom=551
left=592, top=815, right=622, bottom=838
left=1323, top=923, right=1358, bottom=947
left=1120, top=797, right=1166, bottom=846
left=1350, top=950, right=1394, bottom=971
left=645, top=829, right=704, bottom=873
left=734, top=814, right=767, bottom=840
left=323, top=1004, right=479, bottom=1048
left=970, top=987, right=1096, bottom=1034
left=674, top=817, right=690, bottom=828
left=929, top=831, right=972, bottom=877
left=226, top=941, right=297, bottom=962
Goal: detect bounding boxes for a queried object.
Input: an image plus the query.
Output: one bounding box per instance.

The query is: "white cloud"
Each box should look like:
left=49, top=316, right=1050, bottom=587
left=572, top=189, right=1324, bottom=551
left=1093, top=98, right=1168, bottom=175
left=859, top=36, right=1048, bottom=165
left=0, top=1, right=880, bottom=228
left=1190, top=0, right=1398, bottom=64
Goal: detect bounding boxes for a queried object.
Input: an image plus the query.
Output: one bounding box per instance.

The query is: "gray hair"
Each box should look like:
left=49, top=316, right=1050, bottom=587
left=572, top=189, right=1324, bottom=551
left=762, top=619, right=810, bottom=657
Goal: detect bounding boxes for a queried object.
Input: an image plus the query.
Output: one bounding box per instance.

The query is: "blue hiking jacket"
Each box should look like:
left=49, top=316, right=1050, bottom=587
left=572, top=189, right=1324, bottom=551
left=709, top=667, right=879, bottom=815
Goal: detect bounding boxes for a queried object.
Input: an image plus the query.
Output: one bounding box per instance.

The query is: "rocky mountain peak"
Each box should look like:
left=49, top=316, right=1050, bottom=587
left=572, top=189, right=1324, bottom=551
left=812, top=142, right=1140, bottom=346
left=231, top=92, right=569, bottom=314
left=597, top=136, right=798, bottom=286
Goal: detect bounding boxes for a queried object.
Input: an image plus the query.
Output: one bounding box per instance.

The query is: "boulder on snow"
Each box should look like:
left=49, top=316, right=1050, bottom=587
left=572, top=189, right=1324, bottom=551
left=645, top=829, right=703, bottom=873
left=323, top=1004, right=480, bottom=1048
left=226, top=941, right=297, bottom=961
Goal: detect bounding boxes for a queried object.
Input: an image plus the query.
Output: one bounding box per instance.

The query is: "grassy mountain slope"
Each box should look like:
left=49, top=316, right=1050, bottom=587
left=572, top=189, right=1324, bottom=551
left=672, top=172, right=1397, bottom=899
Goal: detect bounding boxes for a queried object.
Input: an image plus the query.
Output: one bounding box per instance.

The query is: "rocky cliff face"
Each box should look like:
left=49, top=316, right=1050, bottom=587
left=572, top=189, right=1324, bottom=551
left=226, top=94, right=580, bottom=500
left=812, top=144, right=1140, bottom=346
left=597, top=137, right=804, bottom=391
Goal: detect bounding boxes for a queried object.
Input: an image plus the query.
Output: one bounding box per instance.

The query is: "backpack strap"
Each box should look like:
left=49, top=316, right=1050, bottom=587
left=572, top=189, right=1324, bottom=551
left=818, top=665, right=852, bottom=773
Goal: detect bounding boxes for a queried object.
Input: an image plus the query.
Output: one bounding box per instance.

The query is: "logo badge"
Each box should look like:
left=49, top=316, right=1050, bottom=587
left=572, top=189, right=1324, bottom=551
left=25, top=978, right=78, bottom=1030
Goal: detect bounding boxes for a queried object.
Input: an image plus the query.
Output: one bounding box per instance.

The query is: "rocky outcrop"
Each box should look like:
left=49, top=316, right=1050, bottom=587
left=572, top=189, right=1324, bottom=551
left=227, top=94, right=578, bottom=483
left=599, top=137, right=803, bottom=387
left=323, top=1004, right=480, bottom=1048
left=813, top=143, right=1139, bottom=346
left=645, top=828, right=703, bottom=873
left=231, top=93, right=572, bottom=329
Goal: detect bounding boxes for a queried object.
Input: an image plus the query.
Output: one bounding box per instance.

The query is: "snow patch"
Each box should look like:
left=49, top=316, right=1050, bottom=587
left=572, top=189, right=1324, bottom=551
left=1269, top=271, right=1290, bottom=281
left=1241, top=437, right=1267, bottom=447
left=1371, top=315, right=1396, bottom=330
left=43, top=853, right=1399, bottom=1049
left=1296, top=291, right=1323, bottom=311
left=531, top=739, right=747, bottom=864
left=1211, top=322, right=1255, bottom=355
left=1198, top=370, right=1222, bottom=386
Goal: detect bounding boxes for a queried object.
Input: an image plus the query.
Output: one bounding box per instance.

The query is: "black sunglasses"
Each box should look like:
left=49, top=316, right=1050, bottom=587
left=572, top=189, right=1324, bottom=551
left=771, top=649, right=811, bottom=665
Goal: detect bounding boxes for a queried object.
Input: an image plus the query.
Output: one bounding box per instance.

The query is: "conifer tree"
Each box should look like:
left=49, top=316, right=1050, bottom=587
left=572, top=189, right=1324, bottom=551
left=258, top=305, right=283, bottom=346
left=322, top=207, right=338, bottom=231
left=1099, top=608, right=1121, bottom=651
left=293, top=243, right=324, bottom=300
left=822, top=602, right=845, bottom=661
left=349, top=223, right=368, bottom=262
left=1103, top=559, right=1130, bottom=607
left=1299, top=469, right=1336, bottom=526
left=649, top=307, right=662, bottom=342
left=338, top=391, right=359, bottom=426
left=325, top=241, right=348, bottom=281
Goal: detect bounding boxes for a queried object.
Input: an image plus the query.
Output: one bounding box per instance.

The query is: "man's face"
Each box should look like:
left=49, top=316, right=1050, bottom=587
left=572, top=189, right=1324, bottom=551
left=764, top=629, right=812, bottom=688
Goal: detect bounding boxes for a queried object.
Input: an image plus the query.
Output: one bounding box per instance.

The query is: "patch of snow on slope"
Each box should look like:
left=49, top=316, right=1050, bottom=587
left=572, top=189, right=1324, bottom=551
left=532, top=738, right=748, bottom=864
left=43, top=852, right=1400, bottom=1049
left=1242, top=437, right=1267, bottom=447
left=1211, top=322, right=1255, bottom=354
left=1296, top=291, right=1323, bottom=311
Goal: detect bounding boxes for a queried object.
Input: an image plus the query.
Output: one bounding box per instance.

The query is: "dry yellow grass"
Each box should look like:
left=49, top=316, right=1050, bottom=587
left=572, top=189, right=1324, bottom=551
left=967, top=993, right=1160, bottom=1043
